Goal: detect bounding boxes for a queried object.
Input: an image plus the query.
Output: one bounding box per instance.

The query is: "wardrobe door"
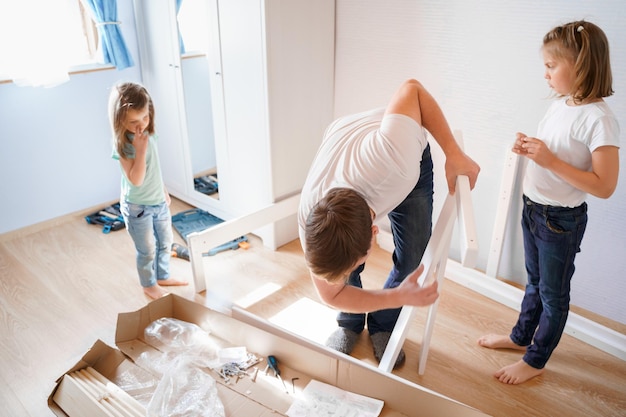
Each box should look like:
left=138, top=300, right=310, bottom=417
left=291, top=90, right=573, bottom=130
left=133, top=0, right=192, bottom=199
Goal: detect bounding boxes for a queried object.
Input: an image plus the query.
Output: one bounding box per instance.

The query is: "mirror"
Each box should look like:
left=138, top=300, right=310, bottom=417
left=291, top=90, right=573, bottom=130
left=177, top=0, right=219, bottom=200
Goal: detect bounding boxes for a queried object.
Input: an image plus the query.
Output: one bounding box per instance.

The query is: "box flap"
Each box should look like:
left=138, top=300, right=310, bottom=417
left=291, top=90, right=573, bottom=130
left=48, top=340, right=137, bottom=416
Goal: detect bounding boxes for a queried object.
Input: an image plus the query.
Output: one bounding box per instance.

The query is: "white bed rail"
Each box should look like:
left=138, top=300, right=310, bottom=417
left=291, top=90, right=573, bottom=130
left=187, top=194, right=301, bottom=299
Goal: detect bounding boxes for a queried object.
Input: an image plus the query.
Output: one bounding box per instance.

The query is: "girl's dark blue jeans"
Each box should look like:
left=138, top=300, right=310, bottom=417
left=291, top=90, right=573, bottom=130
left=512, top=195, right=587, bottom=369
left=337, top=144, right=434, bottom=335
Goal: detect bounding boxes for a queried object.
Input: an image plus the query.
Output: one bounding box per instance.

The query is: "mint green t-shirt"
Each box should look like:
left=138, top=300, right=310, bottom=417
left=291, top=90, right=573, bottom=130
left=112, top=133, right=165, bottom=205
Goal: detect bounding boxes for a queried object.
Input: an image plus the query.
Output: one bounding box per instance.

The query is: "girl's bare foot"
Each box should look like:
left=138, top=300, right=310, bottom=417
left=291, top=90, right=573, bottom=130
left=494, top=359, right=544, bottom=384
left=144, top=285, right=169, bottom=300
left=477, top=334, right=526, bottom=350
left=157, top=278, right=188, bottom=286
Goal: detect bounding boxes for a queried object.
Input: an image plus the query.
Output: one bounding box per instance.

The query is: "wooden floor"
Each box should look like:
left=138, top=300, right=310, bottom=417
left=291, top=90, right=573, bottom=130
left=1, top=198, right=625, bottom=417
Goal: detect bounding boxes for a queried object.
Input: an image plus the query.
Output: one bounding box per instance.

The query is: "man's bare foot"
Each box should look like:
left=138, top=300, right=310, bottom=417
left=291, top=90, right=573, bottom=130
left=494, top=359, right=544, bottom=384
left=477, top=334, right=526, bottom=350
left=157, top=278, right=188, bottom=286
left=143, top=285, right=169, bottom=300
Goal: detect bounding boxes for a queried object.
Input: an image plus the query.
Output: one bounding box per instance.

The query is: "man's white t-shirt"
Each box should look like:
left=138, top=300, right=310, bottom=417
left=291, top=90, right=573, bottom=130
left=524, top=98, right=620, bottom=207
left=298, top=108, right=428, bottom=250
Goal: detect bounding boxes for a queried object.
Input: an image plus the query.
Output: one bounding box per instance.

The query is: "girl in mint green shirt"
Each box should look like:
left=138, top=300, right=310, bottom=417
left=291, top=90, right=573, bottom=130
left=109, top=82, right=188, bottom=299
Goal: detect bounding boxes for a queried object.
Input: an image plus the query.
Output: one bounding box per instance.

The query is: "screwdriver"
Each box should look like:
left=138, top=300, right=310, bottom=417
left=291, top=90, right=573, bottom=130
left=267, top=355, right=288, bottom=392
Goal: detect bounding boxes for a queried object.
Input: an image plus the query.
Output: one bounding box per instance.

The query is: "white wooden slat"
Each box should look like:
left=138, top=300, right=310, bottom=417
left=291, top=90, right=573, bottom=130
left=456, top=175, right=478, bottom=268
left=378, top=193, right=458, bottom=372
left=486, top=151, right=520, bottom=278
left=418, top=221, right=455, bottom=375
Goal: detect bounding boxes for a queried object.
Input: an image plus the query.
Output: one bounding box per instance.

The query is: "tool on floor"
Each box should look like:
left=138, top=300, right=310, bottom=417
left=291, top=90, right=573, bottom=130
left=99, top=210, right=123, bottom=221
left=171, top=243, right=190, bottom=261
left=193, top=175, right=219, bottom=195
left=265, top=355, right=288, bottom=393
left=85, top=203, right=125, bottom=233
left=206, top=235, right=250, bottom=256
left=171, top=208, right=250, bottom=256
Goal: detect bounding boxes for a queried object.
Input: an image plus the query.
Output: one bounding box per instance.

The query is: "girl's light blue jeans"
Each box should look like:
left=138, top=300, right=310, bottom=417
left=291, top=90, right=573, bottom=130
left=120, top=201, right=173, bottom=288
left=512, top=195, right=587, bottom=369
left=337, top=144, right=434, bottom=335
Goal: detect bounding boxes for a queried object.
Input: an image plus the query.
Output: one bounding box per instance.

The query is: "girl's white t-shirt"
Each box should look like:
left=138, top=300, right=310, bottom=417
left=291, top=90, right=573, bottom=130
left=524, top=98, right=620, bottom=207
left=298, top=107, right=427, bottom=250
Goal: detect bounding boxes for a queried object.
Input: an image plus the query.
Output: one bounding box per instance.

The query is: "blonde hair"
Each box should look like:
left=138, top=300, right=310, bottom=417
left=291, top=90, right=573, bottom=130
left=543, top=20, right=614, bottom=104
left=108, top=82, right=155, bottom=159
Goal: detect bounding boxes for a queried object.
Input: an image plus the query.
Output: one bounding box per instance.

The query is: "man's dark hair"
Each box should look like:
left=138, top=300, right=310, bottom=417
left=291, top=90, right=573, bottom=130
left=305, top=188, right=373, bottom=282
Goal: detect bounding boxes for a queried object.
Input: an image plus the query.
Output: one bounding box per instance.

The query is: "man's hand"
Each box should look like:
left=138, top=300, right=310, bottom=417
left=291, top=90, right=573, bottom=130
left=444, top=151, right=480, bottom=194
left=397, top=264, right=439, bottom=307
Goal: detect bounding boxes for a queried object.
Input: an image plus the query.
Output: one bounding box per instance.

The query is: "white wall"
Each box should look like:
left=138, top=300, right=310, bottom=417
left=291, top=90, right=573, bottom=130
left=0, top=2, right=141, bottom=234
left=334, top=0, right=626, bottom=324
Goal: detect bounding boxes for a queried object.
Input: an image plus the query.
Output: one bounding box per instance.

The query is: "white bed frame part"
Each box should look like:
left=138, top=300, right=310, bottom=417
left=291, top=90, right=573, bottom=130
left=379, top=173, right=477, bottom=374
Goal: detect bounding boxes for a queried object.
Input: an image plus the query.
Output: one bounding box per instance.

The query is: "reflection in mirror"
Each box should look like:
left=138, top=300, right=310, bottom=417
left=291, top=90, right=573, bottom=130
left=177, top=0, right=219, bottom=200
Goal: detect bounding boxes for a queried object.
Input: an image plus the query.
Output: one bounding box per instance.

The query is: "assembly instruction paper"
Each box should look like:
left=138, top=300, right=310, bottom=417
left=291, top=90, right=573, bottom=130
left=286, top=379, right=384, bottom=417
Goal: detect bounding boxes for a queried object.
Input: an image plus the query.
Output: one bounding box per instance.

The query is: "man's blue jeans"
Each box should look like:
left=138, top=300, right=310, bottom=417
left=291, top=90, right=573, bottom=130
left=337, top=144, right=434, bottom=335
left=120, top=201, right=173, bottom=288
left=511, top=195, right=587, bottom=369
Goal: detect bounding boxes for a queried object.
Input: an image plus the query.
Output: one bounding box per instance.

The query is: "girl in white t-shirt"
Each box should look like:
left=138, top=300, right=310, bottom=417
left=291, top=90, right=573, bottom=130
left=478, top=20, right=620, bottom=384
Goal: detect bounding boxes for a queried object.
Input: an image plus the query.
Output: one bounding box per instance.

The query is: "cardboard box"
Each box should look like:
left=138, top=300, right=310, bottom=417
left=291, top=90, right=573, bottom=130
left=50, top=294, right=489, bottom=416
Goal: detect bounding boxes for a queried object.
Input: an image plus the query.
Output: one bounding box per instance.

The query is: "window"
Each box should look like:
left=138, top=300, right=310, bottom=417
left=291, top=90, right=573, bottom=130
left=0, top=0, right=102, bottom=86
left=177, top=0, right=211, bottom=55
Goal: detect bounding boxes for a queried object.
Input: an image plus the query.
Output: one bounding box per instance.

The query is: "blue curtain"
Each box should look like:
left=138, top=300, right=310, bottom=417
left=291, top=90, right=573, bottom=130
left=83, top=0, right=134, bottom=70
left=176, top=0, right=185, bottom=54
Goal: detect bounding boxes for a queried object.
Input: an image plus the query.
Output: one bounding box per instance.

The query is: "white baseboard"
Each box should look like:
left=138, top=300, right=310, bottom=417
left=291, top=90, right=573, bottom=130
left=377, top=230, right=626, bottom=361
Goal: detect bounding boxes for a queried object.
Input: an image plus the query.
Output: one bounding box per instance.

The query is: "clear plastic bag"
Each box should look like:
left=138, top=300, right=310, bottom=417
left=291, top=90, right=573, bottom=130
left=112, top=365, right=160, bottom=408
left=136, top=318, right=218, bottom=376
left=147, top=356, right=225, bottom=417
left=144, top=317, right=214, bottom=352
left=138, top=318, right=225, bottom=416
